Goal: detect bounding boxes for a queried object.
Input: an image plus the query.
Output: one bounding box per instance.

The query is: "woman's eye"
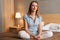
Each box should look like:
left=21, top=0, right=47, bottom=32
left=32, top=5, right=34, bottom=6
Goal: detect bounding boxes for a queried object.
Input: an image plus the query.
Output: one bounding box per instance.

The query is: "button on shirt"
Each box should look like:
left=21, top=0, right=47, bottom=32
left=24, top=14, right=42, bottom=35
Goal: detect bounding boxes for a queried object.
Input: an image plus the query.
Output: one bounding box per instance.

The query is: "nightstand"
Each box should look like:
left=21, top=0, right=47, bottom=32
left=9, top=26, right=23, bottom=33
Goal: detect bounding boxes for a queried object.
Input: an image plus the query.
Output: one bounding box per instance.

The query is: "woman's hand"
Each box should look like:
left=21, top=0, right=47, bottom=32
left=30, top=34, right=40, bottom=40
left=37, top=34, right=40, bottom=37
left=33, top=35, right=40, bottom=40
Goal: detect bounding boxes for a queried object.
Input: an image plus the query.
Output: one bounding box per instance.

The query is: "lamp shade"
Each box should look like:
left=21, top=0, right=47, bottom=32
left=15, top=12, right=21, bottom=18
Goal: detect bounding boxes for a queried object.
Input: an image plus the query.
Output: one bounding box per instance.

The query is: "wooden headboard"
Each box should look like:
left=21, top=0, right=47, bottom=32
left=42, top=14, right=60, bottom=24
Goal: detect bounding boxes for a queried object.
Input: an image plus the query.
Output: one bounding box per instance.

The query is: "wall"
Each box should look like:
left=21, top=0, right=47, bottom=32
left=0, top=0, right=3, bottom=32
left=40, top=0, right=60, bottom=14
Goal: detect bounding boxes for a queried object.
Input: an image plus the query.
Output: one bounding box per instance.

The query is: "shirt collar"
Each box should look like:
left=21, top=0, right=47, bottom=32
left=28, top=14, right=38, bottom=18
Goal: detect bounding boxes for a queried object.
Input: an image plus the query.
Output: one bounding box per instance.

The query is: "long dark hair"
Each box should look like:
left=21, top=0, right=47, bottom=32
left=28, top=1, right=40, bottom=16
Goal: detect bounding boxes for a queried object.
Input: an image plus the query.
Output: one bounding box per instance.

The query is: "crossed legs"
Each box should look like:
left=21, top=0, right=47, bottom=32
left=18, top=30, right=53, bottom=40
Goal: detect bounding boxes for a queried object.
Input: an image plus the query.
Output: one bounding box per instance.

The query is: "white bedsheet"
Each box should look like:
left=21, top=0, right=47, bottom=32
left=42, top=23, right=60, bottom=32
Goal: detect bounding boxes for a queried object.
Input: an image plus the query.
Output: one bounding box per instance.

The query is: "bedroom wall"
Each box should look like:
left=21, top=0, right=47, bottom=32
left=40, top=0, right=60, bottom=14
left=14, top=0, right=60, bottom=25
left=0, top=0, right=3, bottom=32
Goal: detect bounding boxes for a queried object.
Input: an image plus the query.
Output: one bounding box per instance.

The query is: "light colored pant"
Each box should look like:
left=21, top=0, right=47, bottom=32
left=18, top=30, right=53, bottom=39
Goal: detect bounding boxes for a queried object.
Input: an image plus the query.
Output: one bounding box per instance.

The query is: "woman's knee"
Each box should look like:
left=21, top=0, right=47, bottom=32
left=18, top=30, right=30, bottom=39
left=46, top=31, right=53, bottom=37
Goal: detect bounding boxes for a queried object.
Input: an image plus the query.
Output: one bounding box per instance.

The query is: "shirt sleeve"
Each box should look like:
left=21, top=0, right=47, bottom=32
left=39, top=16, right=42, bottom=23
left=23, top=14, right=28, bottom=21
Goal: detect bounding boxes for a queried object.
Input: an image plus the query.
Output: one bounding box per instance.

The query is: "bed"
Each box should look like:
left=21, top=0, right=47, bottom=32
left=0, top=32, right=60, bottom=40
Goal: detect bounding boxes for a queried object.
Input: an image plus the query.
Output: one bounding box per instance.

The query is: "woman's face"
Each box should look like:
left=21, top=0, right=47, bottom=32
left=31, top=2, right=38, bottom=12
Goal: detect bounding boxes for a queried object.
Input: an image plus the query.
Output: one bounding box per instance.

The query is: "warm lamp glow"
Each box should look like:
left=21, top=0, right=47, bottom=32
left=15, top=12, right=21, bottom=18
left=15, top=12, right=21, bottom=27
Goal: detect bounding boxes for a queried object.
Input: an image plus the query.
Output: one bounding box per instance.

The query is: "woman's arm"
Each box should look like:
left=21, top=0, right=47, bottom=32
left=37, top=22, right=42, bottom=37
left=24, top=20, right=35, bottom=37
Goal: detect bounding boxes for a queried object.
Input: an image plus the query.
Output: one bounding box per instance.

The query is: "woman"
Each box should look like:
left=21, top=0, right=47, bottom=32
left=18, top=1, right=53, bottom=40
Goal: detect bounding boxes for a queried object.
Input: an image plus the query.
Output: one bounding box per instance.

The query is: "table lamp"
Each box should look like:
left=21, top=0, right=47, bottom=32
left=15, top=12, right=21, bottom=27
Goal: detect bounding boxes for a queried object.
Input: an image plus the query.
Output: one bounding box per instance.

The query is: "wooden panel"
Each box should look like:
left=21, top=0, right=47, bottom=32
left=42, top=14, right=60, bottom=24
left=2, top=0, right=14, bottom=32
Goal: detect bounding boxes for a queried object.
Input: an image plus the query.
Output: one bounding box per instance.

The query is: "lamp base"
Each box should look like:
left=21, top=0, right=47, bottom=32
left=17, top=25, right=20, bottom=28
